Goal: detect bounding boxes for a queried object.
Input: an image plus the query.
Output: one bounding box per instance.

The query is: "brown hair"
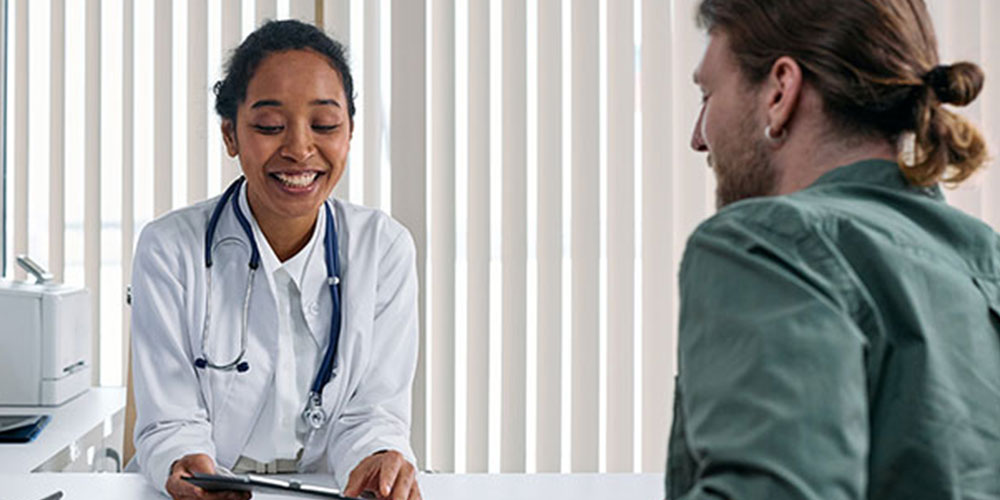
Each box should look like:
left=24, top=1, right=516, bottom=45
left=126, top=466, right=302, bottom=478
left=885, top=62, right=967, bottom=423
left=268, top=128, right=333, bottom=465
left=697, top=0, right=987, bottom=186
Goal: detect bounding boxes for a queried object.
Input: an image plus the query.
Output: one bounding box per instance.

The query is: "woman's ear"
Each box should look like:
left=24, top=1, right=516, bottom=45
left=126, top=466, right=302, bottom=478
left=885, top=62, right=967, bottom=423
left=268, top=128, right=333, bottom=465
left=221, top=119, right=239, bottom=157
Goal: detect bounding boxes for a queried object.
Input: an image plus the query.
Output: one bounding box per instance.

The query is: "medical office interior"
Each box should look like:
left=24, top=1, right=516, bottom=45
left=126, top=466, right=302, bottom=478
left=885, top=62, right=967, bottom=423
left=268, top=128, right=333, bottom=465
left=0, top=0, right=998, bottom=498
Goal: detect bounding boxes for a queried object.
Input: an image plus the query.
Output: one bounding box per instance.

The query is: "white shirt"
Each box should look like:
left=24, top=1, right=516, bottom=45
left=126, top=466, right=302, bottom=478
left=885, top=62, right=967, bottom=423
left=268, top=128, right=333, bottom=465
left=239, top=184, right=331, bottom=461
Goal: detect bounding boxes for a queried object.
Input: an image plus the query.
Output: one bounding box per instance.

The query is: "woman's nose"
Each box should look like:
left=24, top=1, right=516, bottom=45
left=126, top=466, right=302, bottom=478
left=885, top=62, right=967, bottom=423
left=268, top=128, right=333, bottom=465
left=280, top=124, right=315, bottom=162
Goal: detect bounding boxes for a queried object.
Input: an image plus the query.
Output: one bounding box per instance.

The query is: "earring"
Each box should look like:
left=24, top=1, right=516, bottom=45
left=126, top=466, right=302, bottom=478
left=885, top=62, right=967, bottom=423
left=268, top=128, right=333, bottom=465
left=764, top=125, right=787, bottom=143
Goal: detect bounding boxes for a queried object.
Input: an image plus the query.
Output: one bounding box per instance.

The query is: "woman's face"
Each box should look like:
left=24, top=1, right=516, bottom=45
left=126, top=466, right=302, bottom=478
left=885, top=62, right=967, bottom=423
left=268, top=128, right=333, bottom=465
left=222, top=49, right=351, bottom=225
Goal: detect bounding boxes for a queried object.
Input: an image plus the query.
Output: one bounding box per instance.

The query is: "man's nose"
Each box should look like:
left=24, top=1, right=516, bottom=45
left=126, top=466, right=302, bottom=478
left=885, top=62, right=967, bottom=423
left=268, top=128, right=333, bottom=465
left=691, top=108, right=708, bottom=152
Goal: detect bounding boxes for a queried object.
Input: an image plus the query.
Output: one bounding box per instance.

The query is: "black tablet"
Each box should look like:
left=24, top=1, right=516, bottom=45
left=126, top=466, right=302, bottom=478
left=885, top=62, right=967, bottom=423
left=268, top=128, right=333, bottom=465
left=0, top=415, right=50, bottom=443
left=183, top=472, right=364, bottom=499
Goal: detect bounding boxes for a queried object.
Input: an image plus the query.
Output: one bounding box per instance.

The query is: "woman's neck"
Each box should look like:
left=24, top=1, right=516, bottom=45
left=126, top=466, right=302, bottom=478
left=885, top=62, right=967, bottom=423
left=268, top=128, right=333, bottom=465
left=247, top=200, right=317, bottom=263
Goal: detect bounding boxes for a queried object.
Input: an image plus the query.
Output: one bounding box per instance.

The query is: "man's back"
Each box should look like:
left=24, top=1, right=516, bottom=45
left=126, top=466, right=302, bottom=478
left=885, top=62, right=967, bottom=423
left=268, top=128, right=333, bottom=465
left=669, top=159, right=1000, bottom=499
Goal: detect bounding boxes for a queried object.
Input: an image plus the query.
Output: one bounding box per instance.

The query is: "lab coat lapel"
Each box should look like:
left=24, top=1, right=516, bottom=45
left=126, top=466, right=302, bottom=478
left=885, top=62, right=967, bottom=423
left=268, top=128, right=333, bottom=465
left=208, top=207, right=280, bottom=468
left=301, top=207, right=330, bottom=349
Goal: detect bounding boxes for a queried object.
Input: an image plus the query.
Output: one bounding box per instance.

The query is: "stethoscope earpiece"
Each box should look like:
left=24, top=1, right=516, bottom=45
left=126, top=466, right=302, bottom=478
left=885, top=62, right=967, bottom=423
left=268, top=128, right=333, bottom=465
left=236, top=361, right=250, bottom=373
left=194, top=358, right=208, bottom=369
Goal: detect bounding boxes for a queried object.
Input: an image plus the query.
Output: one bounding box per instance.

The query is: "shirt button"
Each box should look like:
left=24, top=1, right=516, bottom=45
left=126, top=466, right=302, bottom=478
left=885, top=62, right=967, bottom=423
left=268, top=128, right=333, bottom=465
left=309, top=302, right=320, bottom=315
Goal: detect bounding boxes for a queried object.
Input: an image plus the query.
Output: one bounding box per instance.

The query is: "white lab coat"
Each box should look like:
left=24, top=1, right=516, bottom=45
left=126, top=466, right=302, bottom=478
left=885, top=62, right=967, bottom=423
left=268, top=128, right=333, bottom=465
left=128, top=192, right=418, bottom=495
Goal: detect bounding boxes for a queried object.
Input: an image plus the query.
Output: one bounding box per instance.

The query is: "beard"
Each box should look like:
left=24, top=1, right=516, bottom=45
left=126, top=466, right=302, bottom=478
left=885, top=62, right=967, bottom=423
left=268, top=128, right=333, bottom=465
left=708, top=113, right=778, bottom=209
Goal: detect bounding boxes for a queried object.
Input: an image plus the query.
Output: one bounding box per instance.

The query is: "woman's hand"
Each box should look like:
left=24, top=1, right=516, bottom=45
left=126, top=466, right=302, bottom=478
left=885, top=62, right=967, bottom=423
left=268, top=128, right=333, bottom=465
left=165, top=453, right=251, bottom=500
left=343, top=450, right=421, bottom=500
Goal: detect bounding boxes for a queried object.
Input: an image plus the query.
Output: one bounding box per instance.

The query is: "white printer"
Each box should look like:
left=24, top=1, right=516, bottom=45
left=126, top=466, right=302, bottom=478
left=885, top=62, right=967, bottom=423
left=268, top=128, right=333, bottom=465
left=0, top=256, right=91, bottom=406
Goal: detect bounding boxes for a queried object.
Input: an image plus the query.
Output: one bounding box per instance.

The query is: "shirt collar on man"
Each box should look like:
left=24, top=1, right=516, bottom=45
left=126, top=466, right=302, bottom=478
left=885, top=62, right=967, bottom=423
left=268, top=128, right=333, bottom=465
left=807, top=158, right=944, bottom=201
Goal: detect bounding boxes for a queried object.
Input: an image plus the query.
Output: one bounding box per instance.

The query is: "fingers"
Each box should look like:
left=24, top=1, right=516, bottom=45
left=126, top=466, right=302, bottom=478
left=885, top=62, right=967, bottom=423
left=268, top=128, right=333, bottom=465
left=407, top=482, right=422, bottom=500
left=166, top=453, right=237, bottom=500
left=388, top=462, right=415, bottom=500
left=377, top=453, right=404, bottom=498
left=343, top=450, right=418, bottom=500
left=184, top=454, right=218, bottom=475
left=343, top=461, right=372, bottom=498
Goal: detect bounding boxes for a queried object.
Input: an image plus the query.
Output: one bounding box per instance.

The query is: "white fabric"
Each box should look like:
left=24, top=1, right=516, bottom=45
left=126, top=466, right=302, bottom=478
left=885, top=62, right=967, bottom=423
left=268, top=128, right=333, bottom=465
left=239, top=183, right=326, bottom=462
left=129, top=187, right=419, bottom=495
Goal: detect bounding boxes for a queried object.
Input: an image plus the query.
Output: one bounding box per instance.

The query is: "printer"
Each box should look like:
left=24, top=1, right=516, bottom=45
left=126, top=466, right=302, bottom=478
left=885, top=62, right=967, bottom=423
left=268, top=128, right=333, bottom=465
left=0, top=256, right=91, bottom=406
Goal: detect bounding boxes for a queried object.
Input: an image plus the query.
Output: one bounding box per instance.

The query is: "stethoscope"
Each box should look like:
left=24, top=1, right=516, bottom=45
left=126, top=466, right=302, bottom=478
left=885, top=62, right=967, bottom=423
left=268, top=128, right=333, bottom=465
left=196, top=176, right=343, bottom=430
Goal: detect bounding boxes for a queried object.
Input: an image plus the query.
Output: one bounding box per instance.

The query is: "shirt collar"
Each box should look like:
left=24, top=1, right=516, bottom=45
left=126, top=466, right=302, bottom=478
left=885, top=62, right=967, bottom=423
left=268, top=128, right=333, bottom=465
left=238, top=181, right=326, bottom=288
left=806, top=158, right=944, bottom=200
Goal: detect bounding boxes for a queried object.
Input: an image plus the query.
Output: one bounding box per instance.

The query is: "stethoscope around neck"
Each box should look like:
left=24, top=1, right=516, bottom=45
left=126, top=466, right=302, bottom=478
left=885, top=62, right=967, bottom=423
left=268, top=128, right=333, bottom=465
left=196, top=176, right=343, bottom=429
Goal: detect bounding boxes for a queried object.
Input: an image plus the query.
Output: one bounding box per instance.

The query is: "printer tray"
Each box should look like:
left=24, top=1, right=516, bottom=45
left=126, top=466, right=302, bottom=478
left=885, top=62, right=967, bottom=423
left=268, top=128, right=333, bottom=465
left=0, top=415, right=50, bottom=443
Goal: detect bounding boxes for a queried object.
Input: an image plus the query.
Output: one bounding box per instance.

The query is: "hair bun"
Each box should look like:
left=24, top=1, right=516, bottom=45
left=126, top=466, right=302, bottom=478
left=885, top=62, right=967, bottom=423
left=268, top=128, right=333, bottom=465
left=924, top=62, right=985, bottom=106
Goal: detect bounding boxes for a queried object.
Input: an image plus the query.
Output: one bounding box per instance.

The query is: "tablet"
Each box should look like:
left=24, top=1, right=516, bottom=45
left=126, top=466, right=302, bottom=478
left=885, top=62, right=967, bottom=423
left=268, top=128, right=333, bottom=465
left=0, top=415, right=50, bottom=443
left=183, top=472, right=364, bottom=499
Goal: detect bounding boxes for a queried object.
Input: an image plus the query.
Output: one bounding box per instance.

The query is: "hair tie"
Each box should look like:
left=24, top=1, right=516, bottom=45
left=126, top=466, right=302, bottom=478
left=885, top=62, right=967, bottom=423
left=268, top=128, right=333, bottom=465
left=923, top=64, right=950, bottom=101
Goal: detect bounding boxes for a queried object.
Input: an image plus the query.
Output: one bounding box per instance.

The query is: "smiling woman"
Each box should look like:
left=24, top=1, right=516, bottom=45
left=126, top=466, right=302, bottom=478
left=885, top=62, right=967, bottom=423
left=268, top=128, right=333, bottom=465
left=128, top=19, right=421, bottom=500
left=220, top=49, right=352, bottom=261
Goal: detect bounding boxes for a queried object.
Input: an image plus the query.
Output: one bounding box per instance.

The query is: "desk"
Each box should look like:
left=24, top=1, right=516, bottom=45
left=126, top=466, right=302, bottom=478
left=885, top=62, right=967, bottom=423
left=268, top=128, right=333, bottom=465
left=1, top=472, right=664, bottom=500
left=0, top=387, right=126, bottom=473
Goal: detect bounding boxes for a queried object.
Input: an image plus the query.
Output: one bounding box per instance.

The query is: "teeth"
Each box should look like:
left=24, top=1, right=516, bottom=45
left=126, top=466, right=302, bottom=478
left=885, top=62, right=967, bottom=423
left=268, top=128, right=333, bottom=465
left=274, top=172, right=319, bottom=187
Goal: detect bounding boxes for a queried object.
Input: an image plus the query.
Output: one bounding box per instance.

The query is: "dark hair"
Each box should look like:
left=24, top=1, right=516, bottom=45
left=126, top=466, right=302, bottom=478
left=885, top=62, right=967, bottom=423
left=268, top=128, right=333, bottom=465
left=213, top=19, right=356, bottom=124
left=697, top=0, right=987, bottom=186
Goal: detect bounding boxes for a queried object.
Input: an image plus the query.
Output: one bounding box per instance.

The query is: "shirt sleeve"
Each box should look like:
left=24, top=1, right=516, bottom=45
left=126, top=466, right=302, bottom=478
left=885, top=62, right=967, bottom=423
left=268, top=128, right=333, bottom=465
left=131, top=223, right=216, bottom=495
left=326, top=228, right=419, bottom=488
left=672, top=213, right=870, bottom=500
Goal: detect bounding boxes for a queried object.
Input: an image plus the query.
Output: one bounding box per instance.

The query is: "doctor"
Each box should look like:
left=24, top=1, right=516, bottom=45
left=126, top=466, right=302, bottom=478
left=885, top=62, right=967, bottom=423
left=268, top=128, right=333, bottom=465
left=130, top=20, right=421, bottom=500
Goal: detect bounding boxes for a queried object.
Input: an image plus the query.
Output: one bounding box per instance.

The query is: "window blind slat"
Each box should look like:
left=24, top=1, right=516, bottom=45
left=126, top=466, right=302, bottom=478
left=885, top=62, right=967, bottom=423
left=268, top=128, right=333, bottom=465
left=256, top=0, right=276, bottom=26
left=289, top=0, right=314, bottom=24
left=430, top=0, right=456, bottom=475
left=465, top=0, right=491, bottom=474
left=390, top=0, right=429, bottom=468
left=323, top=0, right=350, bottom=201
left=0, top=2, right=7, bottom=278
left=640, top=0, right=673, bottom=474
left=605, top=0, right=635, bottom=474
left=982, top=1, right=1000, bottom=229
left=500, top=0, right=528, bottom=474
left=85, top=0, right=101, bottom=386
left=187, top=0, right=207, bottom=203
left=570, top=0, right=600, bottom=472
left=153, top=0, right=172, bottom=217
left=220, top=0, right=241, bottom=187
left=362, top=0, right=382, bottom=208
left=534, top=0, right=563, bottom=474
left=121, top=0, right=135, bottom=426
left=50, top=0, right=66, bottom=282
left=13, top=0, right=28, bottom=281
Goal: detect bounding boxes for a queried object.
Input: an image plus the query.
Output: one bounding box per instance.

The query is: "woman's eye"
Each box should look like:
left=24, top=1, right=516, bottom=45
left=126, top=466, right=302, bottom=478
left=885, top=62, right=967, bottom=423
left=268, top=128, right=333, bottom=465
left=313, top=124, right=339, bottom=132
left=252, top=124, right=283, bottom=134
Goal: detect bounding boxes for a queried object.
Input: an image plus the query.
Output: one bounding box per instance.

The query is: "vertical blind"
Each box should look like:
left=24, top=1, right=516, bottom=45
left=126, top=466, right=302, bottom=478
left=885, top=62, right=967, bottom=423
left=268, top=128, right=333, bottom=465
left=2, top=0, right=999, bottom=475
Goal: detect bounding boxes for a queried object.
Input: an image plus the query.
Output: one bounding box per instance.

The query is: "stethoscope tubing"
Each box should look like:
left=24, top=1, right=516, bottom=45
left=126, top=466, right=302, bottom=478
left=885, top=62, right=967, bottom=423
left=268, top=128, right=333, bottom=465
left=196, top=177, right=343, bottom=424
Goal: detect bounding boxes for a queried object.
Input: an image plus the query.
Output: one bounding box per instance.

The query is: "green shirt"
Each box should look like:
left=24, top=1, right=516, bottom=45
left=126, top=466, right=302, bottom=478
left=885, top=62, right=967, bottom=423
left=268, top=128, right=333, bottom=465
left=667, top=159, right=1000, bottom=500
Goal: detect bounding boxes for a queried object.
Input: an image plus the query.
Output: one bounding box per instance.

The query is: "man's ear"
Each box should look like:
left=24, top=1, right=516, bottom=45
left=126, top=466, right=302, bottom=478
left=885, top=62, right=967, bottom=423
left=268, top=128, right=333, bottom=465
left=763, top=56, right=804, bottom=138
left=221, top=119, right=239, bottom=157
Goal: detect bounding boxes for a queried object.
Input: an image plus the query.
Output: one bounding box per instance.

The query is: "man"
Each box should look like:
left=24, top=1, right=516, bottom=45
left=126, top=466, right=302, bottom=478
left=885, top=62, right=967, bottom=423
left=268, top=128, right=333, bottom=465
left=668, top=1, right=1000, bottom=499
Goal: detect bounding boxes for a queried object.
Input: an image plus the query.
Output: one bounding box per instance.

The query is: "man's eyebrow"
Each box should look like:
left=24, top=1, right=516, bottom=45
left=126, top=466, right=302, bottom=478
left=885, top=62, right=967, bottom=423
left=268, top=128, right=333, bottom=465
left=251, top=99, right=281, bottom=109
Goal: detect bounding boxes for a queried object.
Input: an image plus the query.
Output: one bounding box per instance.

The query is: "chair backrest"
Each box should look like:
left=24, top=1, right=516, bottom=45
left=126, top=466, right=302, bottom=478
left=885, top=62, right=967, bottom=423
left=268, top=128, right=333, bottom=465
left=124, top=345, right=137, bottom=464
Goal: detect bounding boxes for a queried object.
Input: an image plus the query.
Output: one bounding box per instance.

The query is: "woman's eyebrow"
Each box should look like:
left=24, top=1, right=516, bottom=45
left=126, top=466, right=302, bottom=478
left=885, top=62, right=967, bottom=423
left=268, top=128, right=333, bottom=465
left=311, top=99, right=341, bottom=108
left=251, top=99, right=282, bottom=109
left=249, top=99, right=341, bottom=108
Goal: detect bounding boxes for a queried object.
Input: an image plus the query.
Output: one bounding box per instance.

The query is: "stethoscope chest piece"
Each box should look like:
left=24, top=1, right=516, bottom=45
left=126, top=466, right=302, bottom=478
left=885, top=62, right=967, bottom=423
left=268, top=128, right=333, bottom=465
left=303, top=393, right=328, bottom=430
